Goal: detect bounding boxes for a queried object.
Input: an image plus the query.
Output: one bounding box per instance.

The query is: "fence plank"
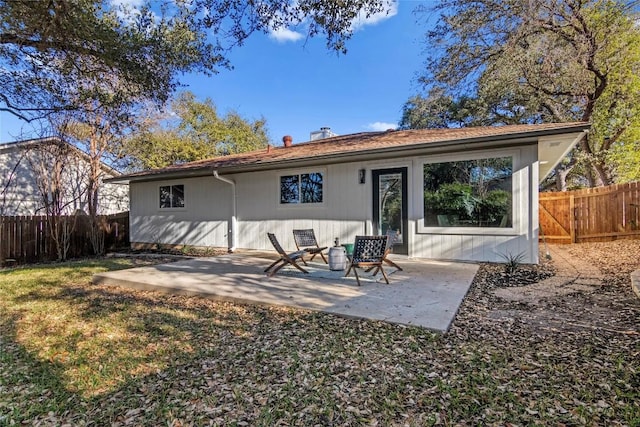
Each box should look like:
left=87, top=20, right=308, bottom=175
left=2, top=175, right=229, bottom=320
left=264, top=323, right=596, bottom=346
left=0, top=212, right=130, bottom=265
left=540, top=182, right=640, bottom=244
left=569, top=195, right=576, bottom=243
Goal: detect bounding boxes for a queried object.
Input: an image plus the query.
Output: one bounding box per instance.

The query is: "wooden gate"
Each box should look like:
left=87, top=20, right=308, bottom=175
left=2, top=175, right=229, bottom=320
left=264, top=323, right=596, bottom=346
left=539, top=182, right=640, bottom=243
left=539, top=194, right=574, bottom=243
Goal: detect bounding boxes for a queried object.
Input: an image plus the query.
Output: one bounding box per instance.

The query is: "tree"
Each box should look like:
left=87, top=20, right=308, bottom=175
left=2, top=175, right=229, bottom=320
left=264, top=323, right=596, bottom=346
left=121, top=92, right=269, bottom=170
left=399, top=90, right=493, bottom=129
left=25, top=131, right=87, bottom=261
left=410, top=0, right=640, bottom=189
left=59, top=101, right=133, bottom=255
left=1, top=0, right=390, bottom=122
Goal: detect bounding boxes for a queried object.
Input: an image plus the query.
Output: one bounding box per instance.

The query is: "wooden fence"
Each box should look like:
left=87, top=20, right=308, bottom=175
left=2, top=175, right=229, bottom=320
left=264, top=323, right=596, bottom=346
left=0, top=211, right=129, bottom=264
left=539, top=182, right=640, bottom=244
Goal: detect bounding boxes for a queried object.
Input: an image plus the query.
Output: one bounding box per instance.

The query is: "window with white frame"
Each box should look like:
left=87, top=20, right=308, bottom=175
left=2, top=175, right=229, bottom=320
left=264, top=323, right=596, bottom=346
left=423, top=157, right=513, bottom=228
left=280, top=172, right=323, bottom=204
left=159, top=184, right=185, bottom=208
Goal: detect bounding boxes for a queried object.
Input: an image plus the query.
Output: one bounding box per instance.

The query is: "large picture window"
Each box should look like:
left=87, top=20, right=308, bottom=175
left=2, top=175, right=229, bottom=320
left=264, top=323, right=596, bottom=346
left=280, top=172, right=323, bottom=204
left=159, top=184, right=185, bottom=208
left=423, top=157, right=512, bottom=228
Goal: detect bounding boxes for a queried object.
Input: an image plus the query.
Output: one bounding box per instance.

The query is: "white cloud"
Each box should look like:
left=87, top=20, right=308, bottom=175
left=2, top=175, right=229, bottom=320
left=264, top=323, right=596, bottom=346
left=110, top=0, right=144, bottom=23
left=110, top=0, right=144, bottom=9
left=267, top=0, right=397, bottom=44
left=366, top=122, right=398, bottom=132
left=351, top=0, right=398, bottom=32
left=269, top=27, right=305, bottom=43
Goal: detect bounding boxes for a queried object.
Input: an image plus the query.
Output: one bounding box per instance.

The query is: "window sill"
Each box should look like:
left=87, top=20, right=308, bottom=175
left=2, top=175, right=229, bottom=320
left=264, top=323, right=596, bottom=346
left=417, top=226, right=519, bottom=236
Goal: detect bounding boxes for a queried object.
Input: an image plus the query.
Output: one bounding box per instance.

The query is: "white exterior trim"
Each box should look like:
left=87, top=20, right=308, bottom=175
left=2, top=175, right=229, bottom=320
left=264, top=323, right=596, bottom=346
left=415, top=148, right=521, bottom=236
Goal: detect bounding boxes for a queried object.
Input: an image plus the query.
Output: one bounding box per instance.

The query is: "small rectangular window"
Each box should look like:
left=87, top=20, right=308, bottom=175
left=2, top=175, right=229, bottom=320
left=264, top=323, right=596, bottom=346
left=280, top=175, right=300, bottom=204
left=280, top=172, right=323, bottom=204
left=159, top=185, right=185, bottom=208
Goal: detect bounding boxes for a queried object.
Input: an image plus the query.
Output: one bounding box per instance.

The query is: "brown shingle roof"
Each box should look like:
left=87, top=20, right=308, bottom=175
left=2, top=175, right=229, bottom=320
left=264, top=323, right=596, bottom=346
left=116, top=122, right=589, bottom=181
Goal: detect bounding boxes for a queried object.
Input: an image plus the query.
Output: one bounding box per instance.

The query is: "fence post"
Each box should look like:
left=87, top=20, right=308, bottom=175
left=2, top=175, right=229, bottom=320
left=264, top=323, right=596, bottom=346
left=570, top=194, right=576, bottom=243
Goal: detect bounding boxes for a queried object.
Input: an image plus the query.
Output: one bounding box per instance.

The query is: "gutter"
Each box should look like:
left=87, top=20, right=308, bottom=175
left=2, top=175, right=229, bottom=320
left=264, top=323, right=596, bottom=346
left=213, top=170, right=237, bottom=253
left=110, top=123, right=591, bottom=184
left=109, top=137, right=534, bottom=184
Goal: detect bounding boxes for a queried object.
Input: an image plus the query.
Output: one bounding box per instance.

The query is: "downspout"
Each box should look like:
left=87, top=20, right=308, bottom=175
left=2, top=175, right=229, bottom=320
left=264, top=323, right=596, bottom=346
left=213, top=170, right=237, bottom=253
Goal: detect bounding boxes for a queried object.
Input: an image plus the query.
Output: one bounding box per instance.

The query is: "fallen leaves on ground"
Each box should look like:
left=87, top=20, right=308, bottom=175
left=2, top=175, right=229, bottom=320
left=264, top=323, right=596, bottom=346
left=0, top=242, right=638, bottom=426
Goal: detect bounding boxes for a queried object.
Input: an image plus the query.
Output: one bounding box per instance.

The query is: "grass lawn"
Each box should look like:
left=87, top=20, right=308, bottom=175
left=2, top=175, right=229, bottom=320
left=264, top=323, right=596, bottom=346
left=0, top=258, right=638, bottom=426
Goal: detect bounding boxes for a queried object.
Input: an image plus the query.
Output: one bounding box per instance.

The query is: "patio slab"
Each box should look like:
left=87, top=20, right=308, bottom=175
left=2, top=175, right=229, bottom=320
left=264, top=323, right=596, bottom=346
left=92, top=253, right=478, bottom=332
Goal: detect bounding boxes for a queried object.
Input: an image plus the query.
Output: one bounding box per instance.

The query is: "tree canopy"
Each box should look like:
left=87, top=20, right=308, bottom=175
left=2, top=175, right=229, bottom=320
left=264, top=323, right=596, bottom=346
left=0, top=0, right=390, bottom=121
left=405, top=0, right=640, bottom=189
left=121, top=92, right=269, bottom=171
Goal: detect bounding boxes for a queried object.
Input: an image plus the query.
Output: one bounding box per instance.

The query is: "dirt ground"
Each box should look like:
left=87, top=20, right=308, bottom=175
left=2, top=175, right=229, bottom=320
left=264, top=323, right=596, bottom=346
left=452, top=239, right=640, bottom=339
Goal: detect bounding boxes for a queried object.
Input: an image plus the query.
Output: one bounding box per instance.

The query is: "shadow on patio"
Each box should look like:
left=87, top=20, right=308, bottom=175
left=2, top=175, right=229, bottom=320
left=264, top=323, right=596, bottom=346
left=92, top=251, right=478, bottom=333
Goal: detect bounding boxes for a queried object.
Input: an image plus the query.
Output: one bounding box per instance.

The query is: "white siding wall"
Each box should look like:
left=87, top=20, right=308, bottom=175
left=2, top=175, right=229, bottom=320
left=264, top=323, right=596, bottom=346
left=410, top=145, right=538, bottom=263
left=0, top=147, right=41, bottom=215
left=130, top=176, right=232, bottom=247
left=129, top=145, right=540, bottom=263
left=234, top=162, right=370, bottom=251
left=0, top=145, right=128, bottom=215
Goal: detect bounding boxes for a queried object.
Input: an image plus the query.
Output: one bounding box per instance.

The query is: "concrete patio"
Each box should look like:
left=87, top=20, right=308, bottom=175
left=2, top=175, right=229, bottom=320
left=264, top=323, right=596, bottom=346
left=92, top=252, right=479, bottom=332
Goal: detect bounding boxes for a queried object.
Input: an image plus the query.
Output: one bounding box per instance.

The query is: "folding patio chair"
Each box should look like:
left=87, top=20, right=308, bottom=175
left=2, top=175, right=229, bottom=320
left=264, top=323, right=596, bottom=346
left=292, top=229, right=328, bottom=265
left=264, top=233, right=309, bottom=277
left=344, top=235, right=389, bottom=286
left=381, top=230, right=403, bottom=271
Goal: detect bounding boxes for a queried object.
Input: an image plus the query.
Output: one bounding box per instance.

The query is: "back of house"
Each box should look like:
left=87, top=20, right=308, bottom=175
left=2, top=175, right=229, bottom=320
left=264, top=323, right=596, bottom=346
left=109, top=122, right=589, bottom=264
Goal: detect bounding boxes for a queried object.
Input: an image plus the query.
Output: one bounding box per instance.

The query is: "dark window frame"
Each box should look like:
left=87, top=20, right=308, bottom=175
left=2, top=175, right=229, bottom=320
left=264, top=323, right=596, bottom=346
left=279, top=171, right=324, bottom=205
left=159, top=184, right=185, bottom=209
left=422, top=156, right=514, bottom=229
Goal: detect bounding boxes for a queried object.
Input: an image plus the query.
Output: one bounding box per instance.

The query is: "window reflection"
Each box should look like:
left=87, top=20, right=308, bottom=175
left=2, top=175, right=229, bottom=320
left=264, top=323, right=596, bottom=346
left=280, top=172, right=323, bottom=204
left=423, top=158, right=512, bottom=228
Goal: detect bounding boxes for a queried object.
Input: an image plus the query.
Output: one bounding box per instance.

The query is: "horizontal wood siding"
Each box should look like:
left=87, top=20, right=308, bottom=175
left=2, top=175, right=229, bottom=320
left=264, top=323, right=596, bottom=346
left=0, top=145, right=129, bottom=215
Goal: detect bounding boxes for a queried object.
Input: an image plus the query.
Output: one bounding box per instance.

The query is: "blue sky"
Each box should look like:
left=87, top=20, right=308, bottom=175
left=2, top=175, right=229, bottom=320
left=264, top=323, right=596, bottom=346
left=0, top=0, right=433, bottom=145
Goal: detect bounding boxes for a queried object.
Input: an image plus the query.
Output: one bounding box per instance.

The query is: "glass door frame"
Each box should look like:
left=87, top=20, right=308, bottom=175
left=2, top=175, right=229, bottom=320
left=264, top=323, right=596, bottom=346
left=372, top=167, right=408, bottom=255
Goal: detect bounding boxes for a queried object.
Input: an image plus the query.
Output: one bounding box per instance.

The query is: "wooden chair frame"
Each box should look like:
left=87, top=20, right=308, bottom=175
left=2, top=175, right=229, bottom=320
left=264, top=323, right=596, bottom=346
left=344, top=235, right=389, bottom=286
left=264, top=233, right=308, bottom=277
left=381, top=230, right=403, bottom=271
left=292, top=229, right=328, bottom=265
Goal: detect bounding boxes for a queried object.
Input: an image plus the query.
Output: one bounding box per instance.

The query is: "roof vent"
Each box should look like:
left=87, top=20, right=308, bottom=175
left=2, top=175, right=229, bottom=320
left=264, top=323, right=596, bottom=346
left=310, top=127, right=337, bottom=141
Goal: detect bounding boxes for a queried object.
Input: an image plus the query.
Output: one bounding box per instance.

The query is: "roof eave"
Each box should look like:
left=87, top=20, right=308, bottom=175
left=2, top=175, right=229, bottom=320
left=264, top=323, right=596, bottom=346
left=109, top=123, right=591, bottom=184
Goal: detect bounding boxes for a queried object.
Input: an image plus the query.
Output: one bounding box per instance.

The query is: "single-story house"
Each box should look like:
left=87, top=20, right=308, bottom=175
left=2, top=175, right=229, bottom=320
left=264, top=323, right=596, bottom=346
left=109, top=122, right=589, bottom=264
left=0, top=137, right=129, bottom=216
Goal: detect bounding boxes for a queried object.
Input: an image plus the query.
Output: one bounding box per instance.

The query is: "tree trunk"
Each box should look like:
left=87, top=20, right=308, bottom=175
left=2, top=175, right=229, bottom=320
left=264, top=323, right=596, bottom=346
left=554, top=165, right=569, bottom=192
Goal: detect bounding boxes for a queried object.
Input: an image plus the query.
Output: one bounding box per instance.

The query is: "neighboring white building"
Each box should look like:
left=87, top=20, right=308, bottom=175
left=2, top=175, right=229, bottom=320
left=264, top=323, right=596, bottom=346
left=0, top=137, right=129, bottom=216
left=109, top=122, right=589, bottom=264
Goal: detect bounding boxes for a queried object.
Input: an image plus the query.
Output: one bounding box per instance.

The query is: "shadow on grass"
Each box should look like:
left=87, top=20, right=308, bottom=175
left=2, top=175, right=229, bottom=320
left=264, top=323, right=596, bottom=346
left=0, top=257, right=166, bottom=277
left=0, top=315, right=82, bottom=422
left=3, top=253, right=639, bottom=425
left=1, top=260, right=437, bottom=425
left=1, top=259, right=354, bottom=419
